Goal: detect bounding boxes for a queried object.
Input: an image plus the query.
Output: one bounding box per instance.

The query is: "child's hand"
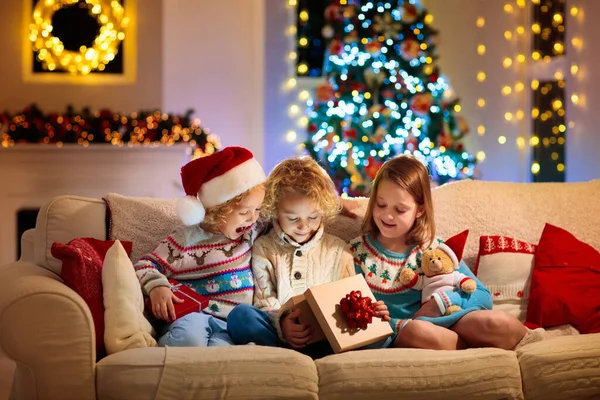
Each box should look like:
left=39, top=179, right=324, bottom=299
left=374, top=300, right=391, bottom=321
left=413, top=299, right=442, bottom=319
left=281, top=309, right=312, bottom=349
left=149, top=286, right=184, bottom=322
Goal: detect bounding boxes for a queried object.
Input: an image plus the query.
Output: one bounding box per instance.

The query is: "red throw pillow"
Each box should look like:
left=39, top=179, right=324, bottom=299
left=525, top=223, right=600, bottom=334
left=444, top=229, right=469, bottom=262
left=51, top=238, right=133, bottom=358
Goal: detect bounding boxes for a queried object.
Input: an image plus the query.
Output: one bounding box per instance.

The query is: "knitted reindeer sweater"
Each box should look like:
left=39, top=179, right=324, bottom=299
left=134, top=222, right=264, bottom=319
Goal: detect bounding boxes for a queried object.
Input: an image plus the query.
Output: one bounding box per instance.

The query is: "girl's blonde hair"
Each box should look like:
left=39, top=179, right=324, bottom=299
left=362, top=155, right=435, bottom=247
left=201, top=184, right=265, bottom=232
left=261, top=156, right=341, bottom=222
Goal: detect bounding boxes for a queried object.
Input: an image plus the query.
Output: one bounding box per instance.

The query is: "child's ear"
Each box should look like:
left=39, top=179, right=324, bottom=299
left=416, top=206, right=425, bottom=219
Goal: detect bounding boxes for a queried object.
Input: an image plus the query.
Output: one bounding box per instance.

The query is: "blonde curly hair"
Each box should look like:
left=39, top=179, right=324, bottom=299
left=261, top=156, right=340, bottom=222
left=201, top=184, right=265, bottom=232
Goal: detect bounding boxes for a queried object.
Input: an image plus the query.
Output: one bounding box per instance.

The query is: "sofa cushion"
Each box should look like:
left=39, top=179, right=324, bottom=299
left=474, top=235, right=536, bottom=321
left=316, top=348, right=523, bottom=400
left=102, top=241, right=156, bottom=355
left=35, top=196, right=107, bottom=274
left=51, top=237, right=132, bottom=358
left=526, top=223, right=600, bottom=334
left=516, top=333, right=600, bottom=400
left=97, top=346, right=319, bottom=400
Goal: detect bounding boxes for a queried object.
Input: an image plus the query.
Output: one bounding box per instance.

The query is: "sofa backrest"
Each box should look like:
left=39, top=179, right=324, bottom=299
left=33, top=180, right=600, bottom=274
left=431, top=180, right=600, bottom=268
left=34, top=196, right=107, bottom=274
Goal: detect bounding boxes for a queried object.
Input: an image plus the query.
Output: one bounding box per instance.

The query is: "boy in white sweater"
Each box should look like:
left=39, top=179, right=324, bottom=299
left=227, top=157, right=388, bottom=356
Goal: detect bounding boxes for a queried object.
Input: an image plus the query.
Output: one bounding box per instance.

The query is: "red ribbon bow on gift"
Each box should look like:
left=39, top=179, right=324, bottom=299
left=339, top=290, right=377, bottom=330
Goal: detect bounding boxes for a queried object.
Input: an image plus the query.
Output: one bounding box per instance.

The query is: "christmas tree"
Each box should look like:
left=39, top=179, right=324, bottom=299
left=303, top=0, right=476, bottom=196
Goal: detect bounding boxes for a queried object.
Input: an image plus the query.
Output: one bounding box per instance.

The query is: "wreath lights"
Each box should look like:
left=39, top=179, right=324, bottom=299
left=29, top=0, right=129, bottom=75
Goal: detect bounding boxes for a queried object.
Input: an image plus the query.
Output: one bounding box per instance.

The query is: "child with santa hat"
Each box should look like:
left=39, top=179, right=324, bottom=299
left=134, top=146, right=266, bottom=347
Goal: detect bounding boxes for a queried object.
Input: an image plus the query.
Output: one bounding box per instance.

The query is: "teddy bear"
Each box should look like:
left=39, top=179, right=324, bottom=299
left=400, top=242, right=477, bottom=316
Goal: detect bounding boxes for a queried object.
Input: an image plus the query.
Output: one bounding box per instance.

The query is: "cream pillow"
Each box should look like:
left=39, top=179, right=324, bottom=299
left=102, top=240, right=157, bottom=354
left=474, top=235, right=536, bottom=322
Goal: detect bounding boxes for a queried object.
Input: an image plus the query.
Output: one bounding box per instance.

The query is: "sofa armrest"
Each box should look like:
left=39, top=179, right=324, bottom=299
left=18, top=229, right=35, bottom=263
left=517, top=333, right=600, bottom=400
left=0, top=261, right=96, bottom=400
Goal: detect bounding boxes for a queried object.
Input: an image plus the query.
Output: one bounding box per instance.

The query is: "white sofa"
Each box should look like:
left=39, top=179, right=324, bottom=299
left=1, top=180, right=599, bottom=400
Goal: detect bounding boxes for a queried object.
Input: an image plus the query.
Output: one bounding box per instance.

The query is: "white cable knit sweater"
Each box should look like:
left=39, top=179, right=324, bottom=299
left=252, top=221, right=354, bottom=339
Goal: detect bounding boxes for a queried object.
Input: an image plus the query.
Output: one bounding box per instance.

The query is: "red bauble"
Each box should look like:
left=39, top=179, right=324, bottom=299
left=365, top=41, right=382, bottom=56
left=344, top=128, right=358, bottom=140
left=315, top=83, right=336, bottom=103
left=437, top=132, right=454, bottom=148
left=329, top=39, right=344, bottom=56
left=365, top=156, right=383, bottom=179
left=308, top=123, right=318, bottom=133
left=324, top=3, right=344, bottom=22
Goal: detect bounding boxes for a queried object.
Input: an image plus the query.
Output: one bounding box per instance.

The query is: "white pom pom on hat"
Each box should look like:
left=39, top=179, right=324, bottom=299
left=176, top=146, right=267, bottom=225
left=176, top=195, right=206, bottom=226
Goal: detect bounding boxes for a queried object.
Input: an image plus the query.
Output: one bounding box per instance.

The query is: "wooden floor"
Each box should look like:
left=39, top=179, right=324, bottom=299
left=0, top=357, right=14, bottom=400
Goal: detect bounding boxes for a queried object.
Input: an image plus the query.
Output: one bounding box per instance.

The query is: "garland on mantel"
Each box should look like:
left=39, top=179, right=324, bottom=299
left=0, top=104, right=221, bottom=158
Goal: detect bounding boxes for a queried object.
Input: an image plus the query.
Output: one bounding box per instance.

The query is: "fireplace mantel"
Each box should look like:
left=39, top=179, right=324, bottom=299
left=0, top=144, right=192, bottom=265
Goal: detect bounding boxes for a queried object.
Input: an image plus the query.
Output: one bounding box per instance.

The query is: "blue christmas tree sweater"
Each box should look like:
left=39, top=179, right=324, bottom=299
left=350, top=232, right=492, bottom=333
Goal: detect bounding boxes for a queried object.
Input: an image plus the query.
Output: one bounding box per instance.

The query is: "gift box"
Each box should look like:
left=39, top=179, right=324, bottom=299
left=304, top=274, right=394, bottom=353
left=283, top=295, right=327, bottom=344
left=146, top=279, right=209, bottom=320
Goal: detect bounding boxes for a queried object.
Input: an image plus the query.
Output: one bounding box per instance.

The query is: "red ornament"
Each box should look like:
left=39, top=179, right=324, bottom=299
left=409, top=93, right=434, bottom=117
left=365, top=41, right=382, bottom=56
left=308, top=123, right=318, bottom=133
left=456, top=143, right=464, bottom=152
left=437, top=132, right=453, bottom=148
left=429, top=72, right=439, bottom=83
left=400, top=4, right=419, bottom=24
left=344, top=128, right=358, bottom=140
left=365, top=156, right=383, bottom=179
left=324, top=3, right=344, bottom=22
left=315, top=83, right=336, bottom=103
left=400, top=39, right=421, bottom=61
left=339, top=290, right=377, bottom=330
left=329, top=39, right=344, bottom=56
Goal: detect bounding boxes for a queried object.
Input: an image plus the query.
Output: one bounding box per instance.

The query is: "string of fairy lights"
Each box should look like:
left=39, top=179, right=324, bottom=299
left=283, top=0, right=316, bottom=148
left=474, top=0, right=582, bottom=179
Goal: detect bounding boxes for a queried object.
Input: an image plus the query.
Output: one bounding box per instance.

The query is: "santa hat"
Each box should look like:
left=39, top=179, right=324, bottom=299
left=176, top=146, right=266, bottom=225
left=434, top=243, right=460, bottom=270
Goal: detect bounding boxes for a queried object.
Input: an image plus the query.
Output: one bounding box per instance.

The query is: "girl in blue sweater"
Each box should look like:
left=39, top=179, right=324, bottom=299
left=351, top=155, right=537, bottom=350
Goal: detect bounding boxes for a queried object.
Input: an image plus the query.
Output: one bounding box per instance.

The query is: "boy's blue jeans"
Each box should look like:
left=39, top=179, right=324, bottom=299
left=227, top=304, right=391, bottom=358
left=157, top=311, right=234, bottom=347
left=227, top=304, right=335, bottom=358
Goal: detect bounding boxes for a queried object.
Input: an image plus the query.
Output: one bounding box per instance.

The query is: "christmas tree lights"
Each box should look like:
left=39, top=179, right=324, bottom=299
left=302, top=0, right=477, bottom=196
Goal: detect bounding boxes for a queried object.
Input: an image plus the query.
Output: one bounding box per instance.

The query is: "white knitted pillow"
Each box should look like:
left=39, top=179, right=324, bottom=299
left=474, top=235, right=537, bottom=322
